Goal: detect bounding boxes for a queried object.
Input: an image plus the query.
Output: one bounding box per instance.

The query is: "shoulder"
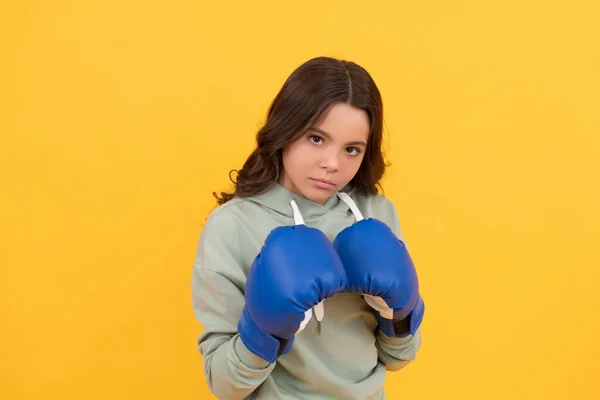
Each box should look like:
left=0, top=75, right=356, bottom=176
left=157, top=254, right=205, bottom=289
left=194, top=197, right=268, bottom=275
left=202, top=197, right=263, bottom=239
left=350, top=191, right=404, bottom=239
left=202, top=198, right=244, bottom=238
left=205, top=197, right=244, bottom=223
left=351, top=191, right=399, bottom=220
left=200, top=195, right=282, bottom=251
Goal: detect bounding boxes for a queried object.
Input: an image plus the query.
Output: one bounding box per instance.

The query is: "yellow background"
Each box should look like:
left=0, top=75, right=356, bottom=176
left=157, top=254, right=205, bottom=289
left=2, top=1, right=599, bottom=399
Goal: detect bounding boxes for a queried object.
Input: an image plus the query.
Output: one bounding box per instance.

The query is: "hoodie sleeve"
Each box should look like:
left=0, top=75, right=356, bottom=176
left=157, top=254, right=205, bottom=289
left=191, top=208, right=275, bottom=399
left=373, top=197, right=423, bottom=371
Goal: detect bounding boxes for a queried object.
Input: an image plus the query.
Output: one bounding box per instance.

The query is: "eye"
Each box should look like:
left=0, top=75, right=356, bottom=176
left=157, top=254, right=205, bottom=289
left=309, top=135, right=323, bottom=145
left=346, top=146, right=361, bottom=156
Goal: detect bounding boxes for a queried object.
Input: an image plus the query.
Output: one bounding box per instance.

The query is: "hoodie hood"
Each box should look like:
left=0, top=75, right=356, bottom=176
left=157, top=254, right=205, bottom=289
left=247, top=182, right=358, bottom=222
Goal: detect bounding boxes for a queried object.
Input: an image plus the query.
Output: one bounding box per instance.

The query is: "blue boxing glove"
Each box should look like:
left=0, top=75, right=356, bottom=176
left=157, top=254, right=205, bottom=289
left=334, top=193, right=425, bottom=338
left=238, top=222, right=346, bottom=363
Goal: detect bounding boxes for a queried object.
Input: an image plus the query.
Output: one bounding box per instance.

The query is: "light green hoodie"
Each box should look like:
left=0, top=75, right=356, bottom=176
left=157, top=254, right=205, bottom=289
left=191, top=183, right=422, bottom=399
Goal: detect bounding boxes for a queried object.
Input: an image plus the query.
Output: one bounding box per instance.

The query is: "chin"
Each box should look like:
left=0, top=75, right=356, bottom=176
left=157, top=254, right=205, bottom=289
left=302, top=186, right=334, bottom=205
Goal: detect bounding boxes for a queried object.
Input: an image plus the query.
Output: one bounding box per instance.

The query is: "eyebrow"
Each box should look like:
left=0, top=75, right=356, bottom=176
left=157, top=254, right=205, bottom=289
left=308, top=127, right=368, bottom=147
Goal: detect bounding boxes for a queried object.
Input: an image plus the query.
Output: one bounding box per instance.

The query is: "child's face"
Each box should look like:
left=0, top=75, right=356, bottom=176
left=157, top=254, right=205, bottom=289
left=280, top=102, right=370, bottom=205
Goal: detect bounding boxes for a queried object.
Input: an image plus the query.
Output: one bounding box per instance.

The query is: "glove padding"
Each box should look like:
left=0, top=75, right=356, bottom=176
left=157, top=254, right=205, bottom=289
left=334, top=218, right=424, bottom=338
left=239, top=224, right=346, bottom=362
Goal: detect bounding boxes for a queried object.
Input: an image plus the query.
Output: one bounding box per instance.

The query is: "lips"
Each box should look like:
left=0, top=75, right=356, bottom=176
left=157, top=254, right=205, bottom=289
left=310, top=178, right=336, bottom=187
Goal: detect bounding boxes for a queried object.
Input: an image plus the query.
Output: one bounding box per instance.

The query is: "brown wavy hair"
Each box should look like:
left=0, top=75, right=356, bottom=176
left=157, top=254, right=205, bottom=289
left=213, top=56, right=388, bottom=205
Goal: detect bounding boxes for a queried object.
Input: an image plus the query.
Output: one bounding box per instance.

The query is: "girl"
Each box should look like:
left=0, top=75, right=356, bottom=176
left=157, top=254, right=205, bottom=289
left=191, top=56, right=424, bottom=399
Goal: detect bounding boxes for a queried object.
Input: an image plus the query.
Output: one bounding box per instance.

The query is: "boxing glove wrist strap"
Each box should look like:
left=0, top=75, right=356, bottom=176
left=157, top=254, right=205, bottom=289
left=237, top=305, right=294, bottom=363
left=376, top=312, right=411, bottom=338
left=376, top=296, right=426, bottom=338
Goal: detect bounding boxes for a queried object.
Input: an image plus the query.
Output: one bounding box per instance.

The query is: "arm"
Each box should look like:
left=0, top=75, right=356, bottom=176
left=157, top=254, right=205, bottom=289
left=374, top=198, right=423, bottom=371
left=191, top=211, right=274, bottom=399
left=376, top=328, right=422, bottom=371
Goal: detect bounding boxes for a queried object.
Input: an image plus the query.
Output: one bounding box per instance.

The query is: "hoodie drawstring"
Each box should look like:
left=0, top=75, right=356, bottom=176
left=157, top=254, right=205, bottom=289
left=290, top=199, right=324, bottom=334
left=288, top=193, right=364, bottom=334
left=336, top=193, right=399, bottom=320
left=337, top=192, right=364, bottom=222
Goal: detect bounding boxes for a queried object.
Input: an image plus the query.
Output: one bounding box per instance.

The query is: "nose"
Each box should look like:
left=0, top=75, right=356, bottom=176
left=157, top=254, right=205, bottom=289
left=320, top=150, right=340, bottom=172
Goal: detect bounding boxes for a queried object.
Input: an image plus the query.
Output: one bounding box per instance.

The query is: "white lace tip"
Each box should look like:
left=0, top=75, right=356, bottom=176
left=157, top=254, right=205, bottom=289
left=297, top=309, right=312, bottom=334
left=364, top=294, right=394, bottom=319
left=314, top=301, right=324, bottom=322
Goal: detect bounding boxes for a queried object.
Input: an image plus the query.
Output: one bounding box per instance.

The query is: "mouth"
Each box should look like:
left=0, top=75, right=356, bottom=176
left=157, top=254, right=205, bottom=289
left=310, top=178, right=336, bottom=188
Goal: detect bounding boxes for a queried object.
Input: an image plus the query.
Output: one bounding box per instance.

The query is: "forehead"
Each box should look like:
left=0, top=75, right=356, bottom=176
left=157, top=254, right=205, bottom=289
left=315, top=103, right=370, bottom=141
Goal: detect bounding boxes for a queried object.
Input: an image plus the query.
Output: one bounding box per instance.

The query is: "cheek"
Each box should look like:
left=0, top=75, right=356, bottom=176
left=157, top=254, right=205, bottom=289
left=283, top=143, right=311, bottom=173
left=293, top=143, right=315, bottom=163
left=344, top=155, right=365, bottom=174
